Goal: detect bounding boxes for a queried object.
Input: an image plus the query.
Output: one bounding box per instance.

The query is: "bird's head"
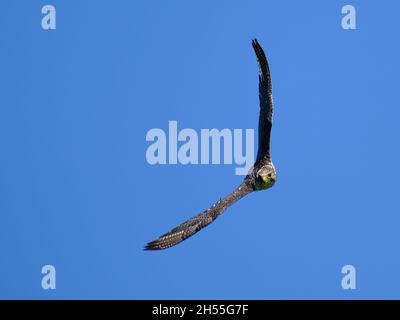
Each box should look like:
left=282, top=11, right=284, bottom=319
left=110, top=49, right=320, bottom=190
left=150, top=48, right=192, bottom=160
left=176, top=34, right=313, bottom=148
left=254, top=163, right=276, bottom=190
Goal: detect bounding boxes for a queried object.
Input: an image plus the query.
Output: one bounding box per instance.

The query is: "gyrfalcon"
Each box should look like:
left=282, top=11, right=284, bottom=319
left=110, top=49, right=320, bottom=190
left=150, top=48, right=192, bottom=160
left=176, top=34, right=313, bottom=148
left=145, top=39, right=277, bottom=250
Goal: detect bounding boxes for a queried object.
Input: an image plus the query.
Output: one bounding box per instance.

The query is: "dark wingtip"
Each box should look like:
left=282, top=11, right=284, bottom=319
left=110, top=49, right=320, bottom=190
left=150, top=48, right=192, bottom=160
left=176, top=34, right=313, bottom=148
left=252, top=38, right=260, bottom=47
left=252, top=38, right=262, bottom=57
left=144, top=241, right=159, bottom=251
left=144, top=239, right=168, bottom=251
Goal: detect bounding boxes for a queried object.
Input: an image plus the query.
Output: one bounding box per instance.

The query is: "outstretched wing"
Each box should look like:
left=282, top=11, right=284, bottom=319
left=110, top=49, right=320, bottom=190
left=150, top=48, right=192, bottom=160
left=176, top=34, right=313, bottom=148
left=145, top=182, right=253, bottom=250
left=252, top=39, right=274, bottom=164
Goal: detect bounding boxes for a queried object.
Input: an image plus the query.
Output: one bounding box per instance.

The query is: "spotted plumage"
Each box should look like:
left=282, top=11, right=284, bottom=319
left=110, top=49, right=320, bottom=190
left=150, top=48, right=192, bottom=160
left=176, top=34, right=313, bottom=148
left=145, top=39, right=277, bottom=250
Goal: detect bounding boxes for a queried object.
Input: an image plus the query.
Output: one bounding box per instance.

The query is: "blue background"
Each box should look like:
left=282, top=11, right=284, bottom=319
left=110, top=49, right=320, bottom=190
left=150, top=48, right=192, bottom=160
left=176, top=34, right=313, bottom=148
left=1, top=0, right=399, bottom=299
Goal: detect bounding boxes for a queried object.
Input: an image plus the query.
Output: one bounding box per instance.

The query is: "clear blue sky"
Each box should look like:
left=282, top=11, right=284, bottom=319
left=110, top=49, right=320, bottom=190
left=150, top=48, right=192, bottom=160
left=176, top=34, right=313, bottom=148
left=1, top=0, right=399, bottom=299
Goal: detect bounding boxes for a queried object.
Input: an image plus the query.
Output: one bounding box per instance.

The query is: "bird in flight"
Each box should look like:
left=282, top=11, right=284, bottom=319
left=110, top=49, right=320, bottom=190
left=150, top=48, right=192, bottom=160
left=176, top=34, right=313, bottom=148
left=145, top=39, right=276, bottom=250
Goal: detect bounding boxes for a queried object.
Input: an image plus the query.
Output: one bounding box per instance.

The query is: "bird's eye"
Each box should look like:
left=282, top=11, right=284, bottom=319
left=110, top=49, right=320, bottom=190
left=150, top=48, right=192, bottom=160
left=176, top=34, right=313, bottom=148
left=267, top=173, right=272, bottom=177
